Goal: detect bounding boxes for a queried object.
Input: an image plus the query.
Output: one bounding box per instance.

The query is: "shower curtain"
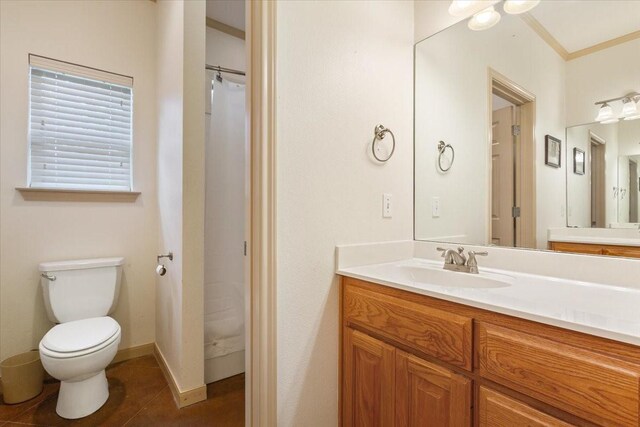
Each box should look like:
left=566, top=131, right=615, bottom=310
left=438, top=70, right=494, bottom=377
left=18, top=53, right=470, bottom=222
left=204, top=75, right=246, bottom=383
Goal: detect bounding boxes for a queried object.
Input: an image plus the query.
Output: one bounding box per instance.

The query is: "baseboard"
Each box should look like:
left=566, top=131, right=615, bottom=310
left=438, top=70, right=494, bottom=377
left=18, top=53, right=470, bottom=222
left=0, top=343, right=156, bottom=394
left=153, top=344, right=207, bottom=409
left=112, top=342, right=155, bottom=364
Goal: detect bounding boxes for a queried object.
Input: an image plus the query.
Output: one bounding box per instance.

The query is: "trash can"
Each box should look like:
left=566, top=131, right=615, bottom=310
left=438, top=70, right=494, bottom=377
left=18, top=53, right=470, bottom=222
left=1, top=351, right=44, bottom=404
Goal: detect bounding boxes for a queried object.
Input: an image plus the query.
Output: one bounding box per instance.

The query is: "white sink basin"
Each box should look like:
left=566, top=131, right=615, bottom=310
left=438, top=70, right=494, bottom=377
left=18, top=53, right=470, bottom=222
left=397, top=265, right=513, bottom=289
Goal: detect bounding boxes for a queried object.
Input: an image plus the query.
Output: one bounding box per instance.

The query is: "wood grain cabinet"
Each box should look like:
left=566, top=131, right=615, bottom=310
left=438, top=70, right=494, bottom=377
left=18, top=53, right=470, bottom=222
left=343, top=327, right=395, bottom=427
left=341, top=276, right=640, bottom=426
left=549, top=241, right=640, bottom=258
left=478, top=387, right=572, bottom=427
left=342, top=327, right=471, bottom=427
left=395, top=350, right=471, bottom=426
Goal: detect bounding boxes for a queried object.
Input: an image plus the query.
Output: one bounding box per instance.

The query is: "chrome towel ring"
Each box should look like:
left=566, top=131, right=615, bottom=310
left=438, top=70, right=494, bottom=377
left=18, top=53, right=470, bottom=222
left=437, top=140, right=455, bottom=172
left=372, top=124, right=396, bottom=162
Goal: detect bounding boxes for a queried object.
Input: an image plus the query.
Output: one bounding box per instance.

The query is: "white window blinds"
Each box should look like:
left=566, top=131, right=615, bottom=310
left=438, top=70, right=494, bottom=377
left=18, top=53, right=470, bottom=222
left=28, top=55, right=133, bottom=191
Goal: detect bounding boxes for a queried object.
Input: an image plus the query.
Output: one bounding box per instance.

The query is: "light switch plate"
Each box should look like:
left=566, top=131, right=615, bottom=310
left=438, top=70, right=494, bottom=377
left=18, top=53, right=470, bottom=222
left=432, top=197, right=440, bottom=218
left=383, top=193, right=392, bottom=218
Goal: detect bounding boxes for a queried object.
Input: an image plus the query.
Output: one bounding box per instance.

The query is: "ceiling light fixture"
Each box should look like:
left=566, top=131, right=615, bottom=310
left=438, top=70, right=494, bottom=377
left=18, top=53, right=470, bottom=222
left=468, top=6, right=501, bottom=31
left=448, top=0, right=480, bottom=17
left=503, top=0, right=541, bottom=15
left=594, top=92, right=640, bottom=124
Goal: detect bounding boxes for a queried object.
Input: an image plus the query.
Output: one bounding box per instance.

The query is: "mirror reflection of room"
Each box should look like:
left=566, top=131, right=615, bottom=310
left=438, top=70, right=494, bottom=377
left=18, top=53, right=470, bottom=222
left=414, top=0, right=640, bottom=254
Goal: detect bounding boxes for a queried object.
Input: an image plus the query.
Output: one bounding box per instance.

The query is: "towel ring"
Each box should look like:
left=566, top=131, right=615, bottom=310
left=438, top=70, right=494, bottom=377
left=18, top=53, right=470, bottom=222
left=372, top=125, right=396, bottom=162
left=437, top=141, right=455, bottom=172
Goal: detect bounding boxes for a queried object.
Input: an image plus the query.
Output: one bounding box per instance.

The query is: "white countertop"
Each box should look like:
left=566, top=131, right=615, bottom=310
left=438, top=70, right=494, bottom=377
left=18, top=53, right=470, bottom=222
left=338, top=257, right=640, bottom=346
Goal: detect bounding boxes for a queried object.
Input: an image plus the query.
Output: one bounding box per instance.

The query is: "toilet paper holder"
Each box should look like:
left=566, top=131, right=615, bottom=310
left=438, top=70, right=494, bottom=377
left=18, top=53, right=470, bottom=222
left=157, top=252, right=173, bottom=263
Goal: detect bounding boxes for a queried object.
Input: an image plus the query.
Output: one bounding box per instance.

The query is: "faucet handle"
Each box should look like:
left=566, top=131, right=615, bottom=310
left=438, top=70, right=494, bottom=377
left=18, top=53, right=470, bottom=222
left=469, top=251, right=488, bottom=257
left=467, top=251, right=488, bottom=273
left=457, top=246, right=465, bottom=254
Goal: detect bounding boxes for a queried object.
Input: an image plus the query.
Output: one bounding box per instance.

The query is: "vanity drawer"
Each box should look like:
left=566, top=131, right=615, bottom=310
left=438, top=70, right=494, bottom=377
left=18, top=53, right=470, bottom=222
left=478, top=387, right=572, bottom=427
left=478, top=322, right=640, bottom=426
left=343, top=281, right=472, bottom=370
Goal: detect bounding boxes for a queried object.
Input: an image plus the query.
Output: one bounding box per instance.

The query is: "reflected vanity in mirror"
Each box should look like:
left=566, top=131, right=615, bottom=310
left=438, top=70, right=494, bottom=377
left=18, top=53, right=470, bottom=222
left=414, top=0, right=640, bottom=257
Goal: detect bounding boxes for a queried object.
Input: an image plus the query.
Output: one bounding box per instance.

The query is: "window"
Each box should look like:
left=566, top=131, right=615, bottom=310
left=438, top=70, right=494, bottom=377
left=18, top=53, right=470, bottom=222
left=28, top=55, right=133, bottom=191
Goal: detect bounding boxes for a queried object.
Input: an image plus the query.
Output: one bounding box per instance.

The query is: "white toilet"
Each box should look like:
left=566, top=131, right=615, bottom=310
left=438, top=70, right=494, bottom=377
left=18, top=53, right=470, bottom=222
left=38, top=257, right=124, bottom=419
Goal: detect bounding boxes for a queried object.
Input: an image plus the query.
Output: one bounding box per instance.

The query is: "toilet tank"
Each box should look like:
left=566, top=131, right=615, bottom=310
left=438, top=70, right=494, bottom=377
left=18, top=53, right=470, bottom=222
left=39, top=257, right=124, bottom=323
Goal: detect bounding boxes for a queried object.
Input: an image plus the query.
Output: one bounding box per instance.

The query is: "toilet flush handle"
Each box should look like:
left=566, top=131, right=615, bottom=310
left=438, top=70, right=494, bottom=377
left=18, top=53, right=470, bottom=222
left=41, top=273, right=56, bottom=281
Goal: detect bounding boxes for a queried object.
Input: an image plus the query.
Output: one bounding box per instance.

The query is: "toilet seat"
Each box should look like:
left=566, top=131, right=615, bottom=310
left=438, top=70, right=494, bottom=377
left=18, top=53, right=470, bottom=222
left=40, top=317, right=121, bottom=359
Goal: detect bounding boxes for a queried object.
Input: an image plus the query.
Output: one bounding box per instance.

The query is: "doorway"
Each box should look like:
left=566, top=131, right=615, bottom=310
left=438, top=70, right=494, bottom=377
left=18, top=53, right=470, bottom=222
left=203, top=0, right=248, bottom=423
left=589, top=131, right=606, bottom=227
left=488, top=69, right=536, bottom=248
left=630, top=159, right=638, bottom=223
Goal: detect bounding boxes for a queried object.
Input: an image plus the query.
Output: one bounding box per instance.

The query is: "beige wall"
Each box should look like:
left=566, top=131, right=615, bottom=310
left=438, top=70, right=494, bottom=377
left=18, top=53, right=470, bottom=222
left=276, top=1, right=414, bottom=425
left=566, top=39, right=640, bottom=127
left=0, top=0, right=158, bottom=361
left=155, top=0, right=205, bottom=393
left=206, top=27, right=246, bottom=72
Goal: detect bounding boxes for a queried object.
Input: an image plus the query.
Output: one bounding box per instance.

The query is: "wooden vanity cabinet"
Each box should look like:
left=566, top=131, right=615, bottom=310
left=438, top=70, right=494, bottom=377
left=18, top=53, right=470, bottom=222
left=549, top=241, right=640, bottom=258
left=341, top=276, right=640, bottom=426
left=343, top=327, right=395, bottom=427
left=342, top=327, right=471, bottom=427
left=395, top=350, right=471, bottom=426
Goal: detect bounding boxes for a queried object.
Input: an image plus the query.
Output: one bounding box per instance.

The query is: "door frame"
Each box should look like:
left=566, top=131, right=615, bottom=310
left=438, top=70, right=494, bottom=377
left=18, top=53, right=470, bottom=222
left=486, top=68, right=537, bottom=248
left=246, top=1, right=277, bottom=425
left=589, top=131, right=606, bottom=227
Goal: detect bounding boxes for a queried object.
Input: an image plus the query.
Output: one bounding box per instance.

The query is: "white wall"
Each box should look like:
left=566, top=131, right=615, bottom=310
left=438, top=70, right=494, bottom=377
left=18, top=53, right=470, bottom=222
left=276, top=1, right=414, bottom=425
left=156, top=0, right=185, bottom=388
left=414, top=13, right=566, bottom=248
left=566, top=39, right=640, bottom=127
left=206, top=27, right=246, bottom=72
left=155, top=0, right=205, bottom=393
left=0, top=0, right=157, bottom=362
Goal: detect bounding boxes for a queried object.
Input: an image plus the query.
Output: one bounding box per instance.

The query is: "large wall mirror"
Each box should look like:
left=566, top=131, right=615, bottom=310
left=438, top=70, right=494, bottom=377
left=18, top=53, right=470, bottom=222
left=414, top=0, right=640, bottom=254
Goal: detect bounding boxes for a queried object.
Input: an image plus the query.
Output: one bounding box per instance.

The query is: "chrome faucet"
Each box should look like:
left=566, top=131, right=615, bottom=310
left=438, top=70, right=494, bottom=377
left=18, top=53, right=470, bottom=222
left=437, top=247, right=488, bottom=274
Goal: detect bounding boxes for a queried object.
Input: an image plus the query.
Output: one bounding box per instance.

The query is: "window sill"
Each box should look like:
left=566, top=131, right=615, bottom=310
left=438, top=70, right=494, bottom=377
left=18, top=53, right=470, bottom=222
left=16, top=187, right=141, bottom=202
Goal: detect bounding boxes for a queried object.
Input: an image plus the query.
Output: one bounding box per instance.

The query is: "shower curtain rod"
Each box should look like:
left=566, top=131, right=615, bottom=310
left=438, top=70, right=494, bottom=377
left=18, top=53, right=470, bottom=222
left=205, top=64, right=246, bottom=76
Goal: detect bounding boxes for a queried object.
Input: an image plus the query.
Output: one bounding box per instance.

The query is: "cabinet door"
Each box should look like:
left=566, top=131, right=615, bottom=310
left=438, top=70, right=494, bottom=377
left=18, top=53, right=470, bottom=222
left=478, top=387, right=573, bottom=427
left=343, top=327, right=395, bottom=427
left=395, top=349, right=471, bottom=427
left=602, top=245, right=640, bottom=258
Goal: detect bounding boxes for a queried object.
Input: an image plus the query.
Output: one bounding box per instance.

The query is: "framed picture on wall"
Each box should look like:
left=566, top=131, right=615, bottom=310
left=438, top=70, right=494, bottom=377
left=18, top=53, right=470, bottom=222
left=545, top=135, right=562, bottom=168
left=574, top=148, right=585, bottom=175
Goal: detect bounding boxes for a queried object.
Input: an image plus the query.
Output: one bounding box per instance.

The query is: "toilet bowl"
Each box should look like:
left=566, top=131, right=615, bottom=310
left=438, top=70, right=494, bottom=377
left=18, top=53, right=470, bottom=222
left=39, top=316, right=121, bottom=419
left=38, top=257, right=124, bottom=419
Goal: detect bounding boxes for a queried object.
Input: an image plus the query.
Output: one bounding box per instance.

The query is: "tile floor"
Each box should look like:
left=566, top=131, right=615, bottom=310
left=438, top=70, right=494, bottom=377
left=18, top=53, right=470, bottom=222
left=0, top=355, right=244, bottom=426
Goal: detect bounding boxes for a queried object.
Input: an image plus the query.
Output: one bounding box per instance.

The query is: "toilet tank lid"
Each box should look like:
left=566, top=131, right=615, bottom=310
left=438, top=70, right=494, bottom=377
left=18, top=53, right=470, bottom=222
left=39, top=257, right=124, bottom=272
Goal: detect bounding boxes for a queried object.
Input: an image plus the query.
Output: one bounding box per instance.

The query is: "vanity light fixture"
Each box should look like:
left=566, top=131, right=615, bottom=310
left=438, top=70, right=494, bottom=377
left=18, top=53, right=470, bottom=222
left=468, top=6, right=501, bottom=31
left=622, top=97, right=640, bottom=121
left=594, top=92, right=640, bottom=123
left=595, top=103, right=618, bottom=124
left=503, top=0, right=540, bottom=15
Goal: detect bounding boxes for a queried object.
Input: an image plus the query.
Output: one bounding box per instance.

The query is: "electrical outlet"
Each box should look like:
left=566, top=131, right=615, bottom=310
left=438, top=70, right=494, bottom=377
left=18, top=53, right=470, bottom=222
left=383, top=193, right=392, bottom=218
left=432, top=197, right=440, bottom=218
